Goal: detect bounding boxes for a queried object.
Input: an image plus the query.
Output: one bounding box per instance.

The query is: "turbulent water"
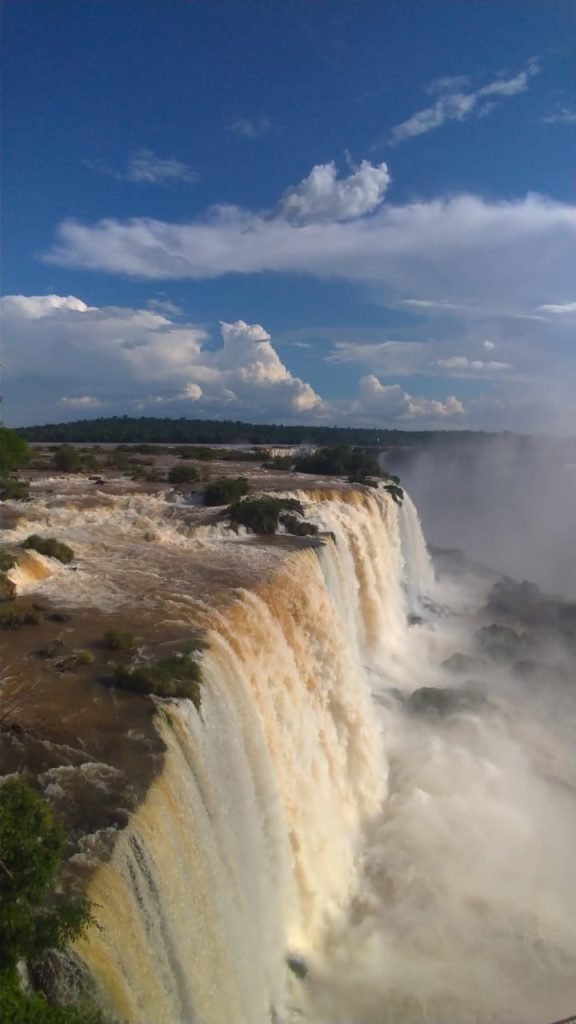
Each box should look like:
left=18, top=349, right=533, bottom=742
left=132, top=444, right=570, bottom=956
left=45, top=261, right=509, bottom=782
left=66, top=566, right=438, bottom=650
left=4, top=484, right=576, bottom=1023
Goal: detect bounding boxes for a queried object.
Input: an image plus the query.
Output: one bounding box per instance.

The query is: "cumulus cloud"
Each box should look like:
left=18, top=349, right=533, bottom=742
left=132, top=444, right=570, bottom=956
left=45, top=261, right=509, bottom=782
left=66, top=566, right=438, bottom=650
left=228, top=116, right=273, bottom=138
left=0, top=296, right=321, bottom=424
left=280, top=160, right=391, bottom=223
left=356, top=374, right=464, bottom=421
left=43, top=185, right=576, bottom=333
left=390, top=59, right=539, bottom=143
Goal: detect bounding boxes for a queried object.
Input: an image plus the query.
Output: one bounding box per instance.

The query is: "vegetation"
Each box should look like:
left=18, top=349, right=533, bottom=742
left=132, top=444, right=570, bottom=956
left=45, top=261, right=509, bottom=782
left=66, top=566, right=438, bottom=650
left=17, top=415, right=496, bottom=448
left=294, top=445, right=383, bottom=480
left=203, top=477, right=251, bottom=506
left=0, top=477, right=30, bottom=501
left=101, top=629, right=135, bottom=651
left=52, top=445, right=82, bottom=474
left=384, top=483, right=404, bottom=505
left=0, top=601, right=43, bottom=629
left=228, top=496, right=318, bottom=536
left=0, top=427, right=31, bottom=476
left=167, top=464, right=200, bottom=485
left=21, top=536, right=74, bottom=564
left=111, top=651, right=202, bottom=704
left=0, top=777, right=108, bottom=1022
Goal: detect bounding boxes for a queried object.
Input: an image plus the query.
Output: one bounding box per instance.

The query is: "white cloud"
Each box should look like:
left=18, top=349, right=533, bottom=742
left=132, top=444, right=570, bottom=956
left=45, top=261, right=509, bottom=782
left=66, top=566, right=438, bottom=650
left=536, top=302, right=576, bottom=314
left=542, top=107, right=576, bottom=125
left=356, top=374, right=464, bottom=421
left=427, top=75, right=471, bottom=95
left=437, top=356, right=512, bottom=374
left=85, top=149, right=198, bottom=185
left=1, top=297, right=322, bottom=424
left=124, top=149, right=198, bottom=184
left=391, top=59, right=539, bottom=142
left=228, top=116, right=273, bottom=138
left=483, top=339, right=496, bottom=350
left=280, top=160, right=390, bottom=223
left=58, top=396, right=105, bottom=408
left=44, top=185, right=576, bottom=331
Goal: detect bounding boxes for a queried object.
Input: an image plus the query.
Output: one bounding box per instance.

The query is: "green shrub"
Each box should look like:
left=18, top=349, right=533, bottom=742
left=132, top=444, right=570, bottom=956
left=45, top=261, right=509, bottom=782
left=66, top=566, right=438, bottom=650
left=112, top=652, right=202, bottom=705
left=101, top=629, right=135, bottom=651
left=203, top=477, right=251, bottom=506
left=0, top=778, right=108, bottom=1021
left=0, top=427, right=31, bottom=476
left=168, top=464, right=200, bottom=485
left=281, top=513, right=319, bottom=537
left=106, top=451, right=132, bottom=472
left=52, top=445, right=82, bottom=474
left=73, top=650, right=95, bottom=666
left=228, top=496, right=305, bottom=535
left=21, top=536, right=74, bottom=564
left=0, top=477, right=30, bottom=501
left=0, top=602, right=42, bottom=629
left=294, top=445, right=383, bottom=481
left=265, top=455, right=294, bottom=470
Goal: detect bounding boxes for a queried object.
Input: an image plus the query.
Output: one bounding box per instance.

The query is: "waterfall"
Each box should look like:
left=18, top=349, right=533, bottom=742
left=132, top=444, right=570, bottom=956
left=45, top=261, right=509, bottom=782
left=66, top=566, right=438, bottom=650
left=74, top=489, right=397, bottom=1023
left=398, top=492, right=435, bottom=616
left=8, top=484, right=575, bottom=1023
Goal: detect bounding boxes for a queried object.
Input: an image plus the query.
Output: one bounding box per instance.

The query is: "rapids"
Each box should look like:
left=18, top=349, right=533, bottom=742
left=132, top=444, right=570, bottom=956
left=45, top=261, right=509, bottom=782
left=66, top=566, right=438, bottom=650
left=3, top=483, right=575, bottom=1023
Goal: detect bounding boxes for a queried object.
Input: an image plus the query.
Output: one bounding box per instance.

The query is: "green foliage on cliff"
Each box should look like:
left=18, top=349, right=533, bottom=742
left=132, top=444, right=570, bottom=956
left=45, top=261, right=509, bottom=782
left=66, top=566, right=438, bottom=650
left=0, top=777, right=108, bottom=1022
left=21, top=536, right=74, bottom=564
left=227, top=496, right=317, bottom=536
left=203, top=477, right=251, bottom=506
left=294, top=445, right=383, bottom=482
left=112, top=651, right=202, bottom=705
left=384, top=483, right=404, bottom=505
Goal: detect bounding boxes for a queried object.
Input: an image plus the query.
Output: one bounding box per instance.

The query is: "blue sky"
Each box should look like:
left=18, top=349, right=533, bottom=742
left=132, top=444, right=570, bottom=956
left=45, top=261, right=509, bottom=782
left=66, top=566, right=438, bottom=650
left=3, top=0, right=575, bottom=430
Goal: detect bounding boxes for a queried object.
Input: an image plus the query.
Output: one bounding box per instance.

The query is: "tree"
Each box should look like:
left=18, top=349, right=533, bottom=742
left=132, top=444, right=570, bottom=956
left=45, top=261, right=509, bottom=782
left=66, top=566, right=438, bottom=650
left=0, top=778, right=108, bottom=1022
left=0, top=428, right=30, bottom=477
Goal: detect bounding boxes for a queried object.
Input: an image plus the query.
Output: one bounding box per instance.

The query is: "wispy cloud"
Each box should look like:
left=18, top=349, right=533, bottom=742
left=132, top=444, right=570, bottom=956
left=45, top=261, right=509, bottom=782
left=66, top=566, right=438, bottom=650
left=542, top=106, right=576, bottom=125
left=84, top=149, right=198, bottom=185
left=227, top=116, right=273, bottom=139
left=537, top=301, right=576, bottom=314
left=123, top=149, right=198, bottom=184
left=390, top=59, right=539, bottom=143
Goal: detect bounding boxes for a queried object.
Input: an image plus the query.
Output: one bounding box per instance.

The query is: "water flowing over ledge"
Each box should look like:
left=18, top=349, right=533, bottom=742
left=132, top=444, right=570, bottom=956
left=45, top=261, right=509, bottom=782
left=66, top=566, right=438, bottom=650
left=3, top=484, right=575, bottom=1023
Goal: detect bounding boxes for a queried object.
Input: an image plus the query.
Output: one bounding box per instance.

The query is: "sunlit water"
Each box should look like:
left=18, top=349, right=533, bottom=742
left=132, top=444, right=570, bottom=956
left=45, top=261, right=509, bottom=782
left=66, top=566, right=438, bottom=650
left=4, top=483, right=575, bottom=1023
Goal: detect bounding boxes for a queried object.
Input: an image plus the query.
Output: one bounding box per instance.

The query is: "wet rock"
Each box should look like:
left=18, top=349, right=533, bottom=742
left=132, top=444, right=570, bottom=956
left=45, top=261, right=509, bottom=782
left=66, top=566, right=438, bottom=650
left=286, top=954, right=308, bottom=979
left=407, top=685, right=486, bottom=717
left=442, top=652, right=483, bottom=674
left=476, top=624, right=527, bottom=662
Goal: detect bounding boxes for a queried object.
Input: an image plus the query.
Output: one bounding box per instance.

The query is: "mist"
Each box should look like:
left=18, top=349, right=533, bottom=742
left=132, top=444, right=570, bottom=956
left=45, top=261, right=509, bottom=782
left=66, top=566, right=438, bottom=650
left=384, top=435, right=576, bottom=599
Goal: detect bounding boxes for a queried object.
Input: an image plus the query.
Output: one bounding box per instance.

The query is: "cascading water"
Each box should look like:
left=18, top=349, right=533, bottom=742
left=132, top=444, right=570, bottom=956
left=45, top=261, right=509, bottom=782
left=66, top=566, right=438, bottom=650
left=5, top=484, right=575, bottom=1023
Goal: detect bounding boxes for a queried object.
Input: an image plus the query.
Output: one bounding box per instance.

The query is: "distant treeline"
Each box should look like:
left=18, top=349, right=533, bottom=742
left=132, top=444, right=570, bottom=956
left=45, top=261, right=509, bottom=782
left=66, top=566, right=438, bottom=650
left=18, top=416, right=497, bottom=448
